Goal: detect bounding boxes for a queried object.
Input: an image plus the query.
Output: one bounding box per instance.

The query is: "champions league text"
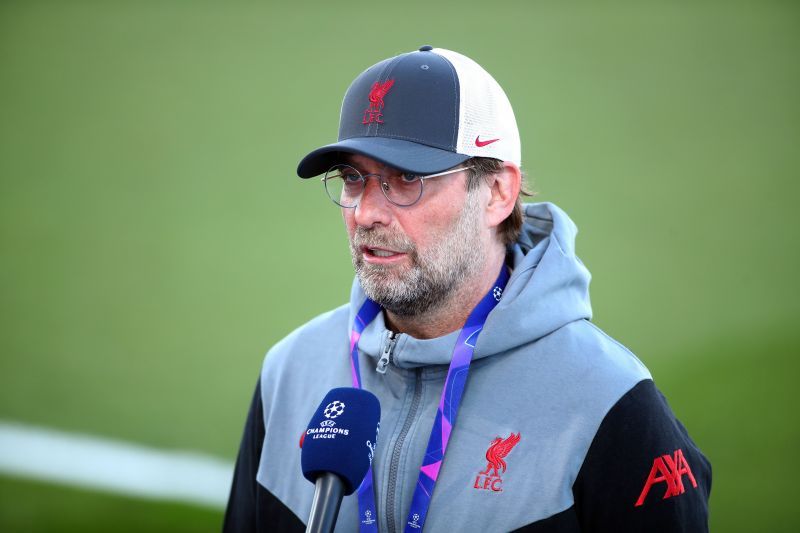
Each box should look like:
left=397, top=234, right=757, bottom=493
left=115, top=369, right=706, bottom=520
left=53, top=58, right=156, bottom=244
left=306, top=426, right=351, bottom=439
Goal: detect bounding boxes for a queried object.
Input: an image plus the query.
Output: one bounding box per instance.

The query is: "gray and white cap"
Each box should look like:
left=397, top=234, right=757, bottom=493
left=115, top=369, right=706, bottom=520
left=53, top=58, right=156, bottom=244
left=297, top=46, right=520, bottom=178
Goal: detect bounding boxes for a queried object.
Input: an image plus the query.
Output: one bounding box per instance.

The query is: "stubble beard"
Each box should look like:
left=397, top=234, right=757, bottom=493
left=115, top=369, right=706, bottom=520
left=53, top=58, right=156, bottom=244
left=349, top=190, right=485, bottom=317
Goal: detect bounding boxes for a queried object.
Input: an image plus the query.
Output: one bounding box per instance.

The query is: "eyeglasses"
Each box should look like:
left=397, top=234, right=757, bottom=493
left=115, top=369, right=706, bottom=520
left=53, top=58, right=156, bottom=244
left=321, top=164, right=474, bottom=208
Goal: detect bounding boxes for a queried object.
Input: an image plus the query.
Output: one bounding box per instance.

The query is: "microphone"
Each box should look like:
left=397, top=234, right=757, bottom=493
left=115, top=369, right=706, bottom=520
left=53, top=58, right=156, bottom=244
left=301, top=387, right=381, bottom=533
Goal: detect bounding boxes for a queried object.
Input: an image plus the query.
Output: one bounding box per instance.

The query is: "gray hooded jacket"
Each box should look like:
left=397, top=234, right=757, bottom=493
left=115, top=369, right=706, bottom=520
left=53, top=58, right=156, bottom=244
left=225, top=202, right=711, bottom=532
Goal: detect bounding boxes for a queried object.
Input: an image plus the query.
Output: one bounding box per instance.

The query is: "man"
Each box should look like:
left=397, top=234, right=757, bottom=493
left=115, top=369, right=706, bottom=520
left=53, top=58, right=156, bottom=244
left=225, top=46, right=711, bottom=532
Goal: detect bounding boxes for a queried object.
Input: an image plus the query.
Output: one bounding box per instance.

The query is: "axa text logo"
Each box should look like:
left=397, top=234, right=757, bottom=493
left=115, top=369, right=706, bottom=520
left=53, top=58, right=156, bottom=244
left=473, top=432, right=521, bottom=492
left=635, top=448, right=698, bottom=507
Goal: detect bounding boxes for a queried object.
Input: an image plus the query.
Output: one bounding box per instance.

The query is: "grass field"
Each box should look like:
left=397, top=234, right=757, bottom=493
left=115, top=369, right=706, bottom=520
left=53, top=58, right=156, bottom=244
left=1, top=1, right=798, bottom=531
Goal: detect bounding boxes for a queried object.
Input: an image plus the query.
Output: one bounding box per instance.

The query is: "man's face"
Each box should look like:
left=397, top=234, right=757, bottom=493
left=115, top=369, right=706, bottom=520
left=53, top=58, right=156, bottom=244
left=343, top=154, right=488, bottom=317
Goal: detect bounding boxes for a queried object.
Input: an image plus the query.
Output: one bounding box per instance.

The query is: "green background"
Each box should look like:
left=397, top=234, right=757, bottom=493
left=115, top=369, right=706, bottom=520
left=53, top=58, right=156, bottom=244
left=1, top=0, right=797, bottom=531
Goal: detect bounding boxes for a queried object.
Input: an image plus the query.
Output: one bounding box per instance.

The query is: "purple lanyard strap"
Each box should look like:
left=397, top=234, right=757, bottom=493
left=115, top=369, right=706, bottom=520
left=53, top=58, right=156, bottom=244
left=350, top=266, right=509, bottom=532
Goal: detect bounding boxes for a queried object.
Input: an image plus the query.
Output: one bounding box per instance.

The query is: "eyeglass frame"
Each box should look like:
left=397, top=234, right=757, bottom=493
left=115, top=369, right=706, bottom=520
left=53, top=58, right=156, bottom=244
left=321, top=164, right=475, bottom=208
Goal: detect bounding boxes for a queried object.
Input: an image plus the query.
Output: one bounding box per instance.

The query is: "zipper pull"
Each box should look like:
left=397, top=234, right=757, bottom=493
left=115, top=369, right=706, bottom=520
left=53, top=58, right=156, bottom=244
left=376, top=331, right=397, bottom=374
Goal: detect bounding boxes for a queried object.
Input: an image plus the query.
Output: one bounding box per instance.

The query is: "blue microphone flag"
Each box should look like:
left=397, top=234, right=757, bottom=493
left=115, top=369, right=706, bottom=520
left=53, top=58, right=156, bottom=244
left=301, top=387, right=381, bottom=495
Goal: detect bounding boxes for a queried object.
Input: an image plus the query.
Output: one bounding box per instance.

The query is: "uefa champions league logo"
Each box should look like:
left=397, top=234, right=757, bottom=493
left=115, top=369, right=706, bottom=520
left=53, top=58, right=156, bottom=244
left=307, top=400, right=350, bottom=439
left=323, top=400, right=345, bottom=419
left=361, top=510, right=376, bottom=525
left=492, top=286, right=503, bottom=301
left=366, top=420, right=379, bottom=464
left=366, top=439, right=376, bottom=464
left=407, top=513, right=421, bottom=528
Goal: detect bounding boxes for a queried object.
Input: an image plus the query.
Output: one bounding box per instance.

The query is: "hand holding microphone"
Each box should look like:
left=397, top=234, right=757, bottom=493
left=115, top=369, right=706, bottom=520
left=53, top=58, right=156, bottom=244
left=301, top=388, right=380, bottom=533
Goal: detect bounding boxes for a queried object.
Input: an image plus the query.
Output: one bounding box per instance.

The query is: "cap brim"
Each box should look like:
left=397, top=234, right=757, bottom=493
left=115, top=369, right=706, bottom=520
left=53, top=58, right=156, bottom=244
left=296, top=137, right=470, bottom=178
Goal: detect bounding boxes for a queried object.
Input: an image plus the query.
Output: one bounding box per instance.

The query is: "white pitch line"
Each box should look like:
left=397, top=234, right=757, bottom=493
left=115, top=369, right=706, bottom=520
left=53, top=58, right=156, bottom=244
left=0, top=420, right=234, bottom=509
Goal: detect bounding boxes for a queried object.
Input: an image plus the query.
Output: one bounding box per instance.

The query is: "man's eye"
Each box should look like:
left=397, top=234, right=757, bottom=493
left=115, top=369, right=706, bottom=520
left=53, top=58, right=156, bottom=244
left=401, top=173, right=422, bottom=183
left=342, top=173, right=362, bottom=183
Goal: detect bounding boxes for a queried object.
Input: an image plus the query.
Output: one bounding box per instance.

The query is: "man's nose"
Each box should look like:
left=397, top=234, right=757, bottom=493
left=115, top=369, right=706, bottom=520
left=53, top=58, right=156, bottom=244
left=353, top=176, right=392, bottom=228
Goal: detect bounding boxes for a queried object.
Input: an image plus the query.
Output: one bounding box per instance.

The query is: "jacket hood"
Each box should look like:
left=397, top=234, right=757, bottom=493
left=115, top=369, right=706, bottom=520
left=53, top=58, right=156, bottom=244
left=348, top=202, right=593, bottom=369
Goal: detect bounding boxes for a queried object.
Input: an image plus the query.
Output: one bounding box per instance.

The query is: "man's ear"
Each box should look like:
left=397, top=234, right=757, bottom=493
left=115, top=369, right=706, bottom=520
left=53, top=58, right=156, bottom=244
left=484, top=161, right=521, bottom=229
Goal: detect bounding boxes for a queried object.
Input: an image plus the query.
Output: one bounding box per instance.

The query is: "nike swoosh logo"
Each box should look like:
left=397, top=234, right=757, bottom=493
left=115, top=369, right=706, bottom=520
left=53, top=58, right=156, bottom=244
left=475, top=136, right=500, bottom=147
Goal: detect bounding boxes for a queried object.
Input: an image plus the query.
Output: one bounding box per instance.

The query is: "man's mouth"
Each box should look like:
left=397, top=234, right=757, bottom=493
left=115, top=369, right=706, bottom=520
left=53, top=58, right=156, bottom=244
left=369, top=248, right=399, bottom=257
left=361, top=246, right=407, bottom=262
left=352, top=227, right=414, bottom=265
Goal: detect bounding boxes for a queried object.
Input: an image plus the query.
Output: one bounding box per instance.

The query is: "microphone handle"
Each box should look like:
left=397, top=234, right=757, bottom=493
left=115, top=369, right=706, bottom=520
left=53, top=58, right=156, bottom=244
left=306, top=473, right=346, bottom=533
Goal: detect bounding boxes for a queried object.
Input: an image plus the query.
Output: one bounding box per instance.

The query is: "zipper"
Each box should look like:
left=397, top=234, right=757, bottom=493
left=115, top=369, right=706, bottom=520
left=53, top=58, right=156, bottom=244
left=385, top=368, right=422, bottom=533
left=376, top=331, right=398, bottom=374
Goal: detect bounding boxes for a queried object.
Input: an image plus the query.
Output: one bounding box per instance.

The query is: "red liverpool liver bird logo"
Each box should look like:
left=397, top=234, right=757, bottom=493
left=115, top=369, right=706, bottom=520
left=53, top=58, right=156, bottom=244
left=362, top=79, right=395, bottom=124
left=474, top=432, right=521, bottom=492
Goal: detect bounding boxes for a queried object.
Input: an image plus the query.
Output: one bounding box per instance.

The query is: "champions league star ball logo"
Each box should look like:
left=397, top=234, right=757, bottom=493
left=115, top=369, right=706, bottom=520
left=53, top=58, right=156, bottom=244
left=492, top=286, right=503, bottom=301
left=323, top=400, right=345, bottom=419
left=361, top=510, right=376, bottom=525
left=307, top=400, right=351, bottom=440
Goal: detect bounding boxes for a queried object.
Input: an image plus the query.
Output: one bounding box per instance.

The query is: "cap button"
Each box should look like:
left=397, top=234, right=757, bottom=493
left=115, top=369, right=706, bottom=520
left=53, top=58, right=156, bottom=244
left=418, top=45, right=433, bottom=52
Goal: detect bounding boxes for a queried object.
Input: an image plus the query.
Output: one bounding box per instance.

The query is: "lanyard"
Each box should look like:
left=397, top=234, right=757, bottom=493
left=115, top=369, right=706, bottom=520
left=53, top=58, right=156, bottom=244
left=349, top=266, right=509, bottom=532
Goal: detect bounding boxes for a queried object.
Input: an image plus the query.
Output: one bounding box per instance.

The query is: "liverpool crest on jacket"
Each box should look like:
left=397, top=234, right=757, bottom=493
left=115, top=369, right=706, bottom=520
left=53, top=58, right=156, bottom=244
left=474, top=432, right=521, bottom=492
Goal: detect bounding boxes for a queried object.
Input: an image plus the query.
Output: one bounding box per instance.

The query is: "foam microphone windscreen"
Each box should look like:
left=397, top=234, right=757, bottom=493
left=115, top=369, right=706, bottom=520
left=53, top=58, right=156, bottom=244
left=301, top=387, right=381, bottom=495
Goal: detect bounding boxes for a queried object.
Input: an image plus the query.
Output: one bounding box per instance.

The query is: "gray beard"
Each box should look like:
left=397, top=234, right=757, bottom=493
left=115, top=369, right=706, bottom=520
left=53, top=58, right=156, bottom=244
left=349, top=190, right=484, bottom=317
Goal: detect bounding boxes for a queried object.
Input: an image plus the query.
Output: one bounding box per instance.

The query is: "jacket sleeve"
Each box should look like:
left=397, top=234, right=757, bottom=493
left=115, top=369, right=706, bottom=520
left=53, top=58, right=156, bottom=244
left=223, top=379, right=306, bottom=533
left=572, top=379, right=712, bottom=532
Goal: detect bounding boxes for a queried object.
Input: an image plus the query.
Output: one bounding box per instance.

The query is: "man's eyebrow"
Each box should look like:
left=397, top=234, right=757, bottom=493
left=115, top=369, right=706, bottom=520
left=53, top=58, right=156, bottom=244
left=339, top=161, right=365, bottom=174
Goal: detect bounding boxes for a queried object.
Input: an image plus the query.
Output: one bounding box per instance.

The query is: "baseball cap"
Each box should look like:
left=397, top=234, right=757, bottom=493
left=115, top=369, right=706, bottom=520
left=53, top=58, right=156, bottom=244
left=296, top=45, right=520, bottom=178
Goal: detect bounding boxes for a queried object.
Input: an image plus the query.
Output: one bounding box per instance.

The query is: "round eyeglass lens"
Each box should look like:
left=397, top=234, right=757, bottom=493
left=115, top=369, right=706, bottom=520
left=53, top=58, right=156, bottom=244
left=324, top=165, right=363, bottom=208
left=383, top=174, right=423, bottom=206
